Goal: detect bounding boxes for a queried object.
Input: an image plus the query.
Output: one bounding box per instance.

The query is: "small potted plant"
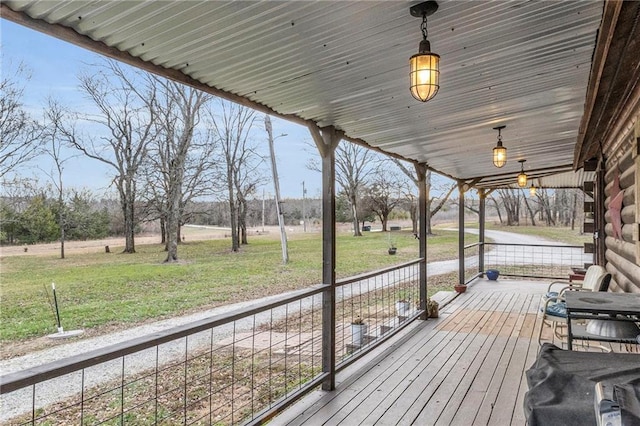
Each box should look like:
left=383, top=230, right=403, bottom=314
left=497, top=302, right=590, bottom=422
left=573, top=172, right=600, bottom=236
left=351, top=317, right=368, bottom=346
left=486, top=269, right=500, bottom=281
left=427, top=298, right=439, bottom=318
left=395, top=291, right=411, bottom=316
left=454, top=283, right=467, bottom=293
left=387, top=232, right=397, bottom=255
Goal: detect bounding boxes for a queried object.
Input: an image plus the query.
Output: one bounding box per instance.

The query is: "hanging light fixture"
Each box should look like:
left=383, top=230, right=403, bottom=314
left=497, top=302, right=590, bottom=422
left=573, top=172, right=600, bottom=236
left=409, top=1, right=440, bottom=102
left=529, top=182, right=537, bottom=197
left=492, top=125, right=507, bottom=168
left=517, top=159, right=528, bottom=188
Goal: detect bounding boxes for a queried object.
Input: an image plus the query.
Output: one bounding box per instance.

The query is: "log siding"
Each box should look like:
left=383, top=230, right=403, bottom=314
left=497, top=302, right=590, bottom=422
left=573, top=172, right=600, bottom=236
left=603, top=114, right=640, bottom=293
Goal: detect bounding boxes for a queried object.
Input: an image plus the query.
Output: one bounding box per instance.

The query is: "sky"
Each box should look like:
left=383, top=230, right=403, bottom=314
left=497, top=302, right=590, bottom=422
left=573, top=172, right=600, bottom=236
left=1, top=19, right=323, bottom=199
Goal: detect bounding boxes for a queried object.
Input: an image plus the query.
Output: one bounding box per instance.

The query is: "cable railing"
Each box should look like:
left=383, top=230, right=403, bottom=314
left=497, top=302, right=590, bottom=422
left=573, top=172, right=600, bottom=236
left=482, top=242, right=590, bottom=280
left=0, top=259, right=424, bottom=425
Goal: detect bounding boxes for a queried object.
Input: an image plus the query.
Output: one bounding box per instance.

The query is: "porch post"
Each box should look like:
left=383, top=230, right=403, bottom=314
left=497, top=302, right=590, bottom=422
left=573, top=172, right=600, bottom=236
left=458, top=182, right=465, bottom=285
left=308, top=124, right=342, bottom=391
left=595, top=159, right=606, bottom=266
left=478, top=188, right=486, bottom=275
left=415, top=163, right=428, bottom=319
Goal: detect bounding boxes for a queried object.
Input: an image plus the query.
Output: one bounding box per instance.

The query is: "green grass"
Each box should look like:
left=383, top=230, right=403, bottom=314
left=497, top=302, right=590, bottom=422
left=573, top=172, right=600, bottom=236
left=1, top=230, right=472, bottom=342
left=484, top=224, right=592, bottom=246
left=434, top=222, right=591, bottom=246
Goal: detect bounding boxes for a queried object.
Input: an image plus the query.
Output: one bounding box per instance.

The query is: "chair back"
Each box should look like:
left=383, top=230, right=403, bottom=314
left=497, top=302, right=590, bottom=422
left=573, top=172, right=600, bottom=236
left=595, top=273, right=612, bottom=292
left=581, top=265, right=607, bottom=291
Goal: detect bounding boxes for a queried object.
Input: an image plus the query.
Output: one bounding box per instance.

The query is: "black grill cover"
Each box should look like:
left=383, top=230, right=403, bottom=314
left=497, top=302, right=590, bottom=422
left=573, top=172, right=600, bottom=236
left=524, top=344, right=640, bottom=426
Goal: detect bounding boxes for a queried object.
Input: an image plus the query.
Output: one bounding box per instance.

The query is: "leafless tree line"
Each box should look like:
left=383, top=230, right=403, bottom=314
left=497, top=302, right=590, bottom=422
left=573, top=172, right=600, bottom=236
left=3, top=58, right=460, bottom=261
left=1, top=60, right=266, bottom=261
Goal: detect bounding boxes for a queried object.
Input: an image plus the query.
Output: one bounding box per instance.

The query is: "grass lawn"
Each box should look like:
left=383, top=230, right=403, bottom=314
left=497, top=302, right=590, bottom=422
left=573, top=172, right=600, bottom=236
left=485, top=224, right=592, bottom=246
left=434, top=222, right=592, bottom=246
left=1, top=229, right=471, bottom=343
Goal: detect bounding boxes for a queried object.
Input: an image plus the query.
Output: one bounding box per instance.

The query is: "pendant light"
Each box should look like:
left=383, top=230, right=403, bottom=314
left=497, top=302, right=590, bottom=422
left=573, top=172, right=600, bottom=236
left=517, top=159, right=528, bottom=188
left=492, top=125, right=507, bottom=168
left=409, top=1, right=440, bottom=102
left=529, top=183, right=537, bottom=197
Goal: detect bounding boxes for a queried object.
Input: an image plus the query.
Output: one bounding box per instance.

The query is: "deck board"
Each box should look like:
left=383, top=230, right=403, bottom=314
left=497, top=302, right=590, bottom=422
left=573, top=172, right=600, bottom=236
left=271, top=279, right=634, bottom=426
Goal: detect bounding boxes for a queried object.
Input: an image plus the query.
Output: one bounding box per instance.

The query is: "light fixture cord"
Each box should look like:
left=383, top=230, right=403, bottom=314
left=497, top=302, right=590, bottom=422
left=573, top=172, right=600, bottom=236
left=421, top=13, right=428, bottom=40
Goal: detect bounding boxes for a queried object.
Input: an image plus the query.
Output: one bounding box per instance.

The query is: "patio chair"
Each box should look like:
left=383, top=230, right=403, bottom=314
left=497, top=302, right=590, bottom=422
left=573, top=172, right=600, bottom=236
left=538, top=267, right=611, bottom=346
left=541, top=265, right=608, bottom=303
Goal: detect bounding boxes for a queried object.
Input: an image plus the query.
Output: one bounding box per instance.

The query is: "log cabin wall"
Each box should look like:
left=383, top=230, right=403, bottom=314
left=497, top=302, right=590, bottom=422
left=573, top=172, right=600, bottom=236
left=603, top=113, right=640, bottom=293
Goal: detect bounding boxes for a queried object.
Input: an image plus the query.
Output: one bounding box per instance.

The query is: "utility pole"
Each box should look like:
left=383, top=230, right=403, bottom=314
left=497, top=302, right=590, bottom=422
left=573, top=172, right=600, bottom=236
left=302, top=181, right=307, bottom=232
left=265, top=114, right=289, bottom=264
left=261, top=188, right=265, bottom=233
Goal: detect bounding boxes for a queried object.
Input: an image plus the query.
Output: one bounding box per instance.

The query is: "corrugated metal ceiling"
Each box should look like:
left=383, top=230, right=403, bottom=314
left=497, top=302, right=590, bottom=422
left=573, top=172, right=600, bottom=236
left=2, top=0, right=604, bottom=188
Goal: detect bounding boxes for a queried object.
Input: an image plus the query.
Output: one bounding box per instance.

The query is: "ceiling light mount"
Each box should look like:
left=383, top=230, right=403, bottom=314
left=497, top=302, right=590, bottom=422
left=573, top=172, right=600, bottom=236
left=492, top=125, right=507, bottom=168
left=409, top=1, right=439, bottom=18
left=409, top=1, right=440, bottom=102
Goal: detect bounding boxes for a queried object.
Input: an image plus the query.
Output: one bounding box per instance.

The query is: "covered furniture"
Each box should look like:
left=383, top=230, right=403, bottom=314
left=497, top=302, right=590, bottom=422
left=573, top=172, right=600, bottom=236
left=524, top=344, right=640, bottom=426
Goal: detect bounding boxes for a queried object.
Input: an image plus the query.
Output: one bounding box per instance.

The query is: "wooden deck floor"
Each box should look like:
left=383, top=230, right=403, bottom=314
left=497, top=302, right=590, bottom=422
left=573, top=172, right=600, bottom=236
left=270, top=279, right=567, bottom=426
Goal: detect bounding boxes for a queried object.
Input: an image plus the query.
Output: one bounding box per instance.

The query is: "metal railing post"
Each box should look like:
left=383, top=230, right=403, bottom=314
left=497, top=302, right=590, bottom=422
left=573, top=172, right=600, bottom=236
left=458, top=183, right=465, bottom=285
left=416, top=163, right=428, bottom=319
left=478, top=188, right=486, bottom=275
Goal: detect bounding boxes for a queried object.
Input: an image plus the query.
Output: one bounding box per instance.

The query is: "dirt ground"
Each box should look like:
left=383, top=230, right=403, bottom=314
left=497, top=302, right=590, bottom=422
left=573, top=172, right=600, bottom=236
left=0, top=225, right=285, bottom=257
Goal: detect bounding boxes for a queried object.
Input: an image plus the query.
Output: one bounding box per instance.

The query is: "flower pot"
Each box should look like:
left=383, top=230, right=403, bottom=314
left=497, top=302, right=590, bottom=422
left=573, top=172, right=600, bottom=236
left=486, top=269, right=500, bottom=281
left=388, top=247, right=397, bottom=255
left=351, top=323, right=368, bottom=346
left=395, top=301, right=411, bottom=316
left=454, top=284, right=467, bottom=294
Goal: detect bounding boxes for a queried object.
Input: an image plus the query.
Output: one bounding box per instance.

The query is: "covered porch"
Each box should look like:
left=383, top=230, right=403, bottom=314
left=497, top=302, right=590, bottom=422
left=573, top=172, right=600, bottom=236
left=1, top=1, right=639, bottom=425
left=272, top=278, right=636, bottom=426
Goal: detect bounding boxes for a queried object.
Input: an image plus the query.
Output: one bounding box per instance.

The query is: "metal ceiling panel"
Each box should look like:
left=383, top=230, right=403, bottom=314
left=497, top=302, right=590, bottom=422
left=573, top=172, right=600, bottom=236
left=2, top=0, right=604, bottom=188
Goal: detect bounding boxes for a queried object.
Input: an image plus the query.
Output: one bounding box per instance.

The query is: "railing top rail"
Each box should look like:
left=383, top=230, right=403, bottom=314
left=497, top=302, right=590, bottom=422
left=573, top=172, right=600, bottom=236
left=464, top=242, right=482, bottom=249
left=0, top=284, right=327, bottom=394
left=484, top=242, right=583, bottom=249
left=336, top=258, right=423, bottom=286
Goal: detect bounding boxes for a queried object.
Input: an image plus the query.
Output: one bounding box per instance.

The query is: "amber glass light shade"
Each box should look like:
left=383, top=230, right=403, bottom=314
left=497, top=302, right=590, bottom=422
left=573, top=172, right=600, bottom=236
left=529, top=184, right=536, bottom=197
left=410, top=50, right=440, bottom=102
left=517, top=171, right=528, bottom=188
left=493, top=141, right=507, bottom=168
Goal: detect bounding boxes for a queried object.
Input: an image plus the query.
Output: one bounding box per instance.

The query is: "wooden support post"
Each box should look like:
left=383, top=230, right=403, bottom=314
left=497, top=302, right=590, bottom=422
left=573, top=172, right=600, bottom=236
left=634, top=119, right=639, bottom=264
left=308, top=123, right=342, bottom=391
left=478, top=188, right=486, bottom=275
left=458, top=183, right=465, bottom=285
left=595, top=159, right=606, bottom=265
left=415, top=163, right=428, bottom=319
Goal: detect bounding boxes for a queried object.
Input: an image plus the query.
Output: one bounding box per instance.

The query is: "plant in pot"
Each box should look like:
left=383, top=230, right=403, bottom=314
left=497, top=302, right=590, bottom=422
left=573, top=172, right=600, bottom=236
left=351, top=317, right=368, bottom=346
left=454, top=283, right=467, bottom=294
left=427, top=298, right=439, bottom=318
left=485, top=269, right=500, bottom=281
left=395, top=292, right=411, bottom=316
left=387, top=232, right=397, bottom=255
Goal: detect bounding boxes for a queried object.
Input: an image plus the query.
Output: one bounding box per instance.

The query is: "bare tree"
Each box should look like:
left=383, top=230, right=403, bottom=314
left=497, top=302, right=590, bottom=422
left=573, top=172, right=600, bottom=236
left=206, top=100, right=259, bottom=252
left=496, top=188, right=520, bottom=226
left=367, top=163, right=405, bottom=231
left=308, top=141, right=374, bottom=236
left=521, top=188, right=537, bottom=226
left=533, top=189, right=550, bottom=226
left=41, top=99, right=77, bottom=259
left=141, top=78, right=211, bottom=262
left=57, top=60, right=157, bottom=253
left=392, top=159, right=456, bottom=234
left=0, top=62, right=43, bottom=178
left=335, top=143, right=375, bottom=236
